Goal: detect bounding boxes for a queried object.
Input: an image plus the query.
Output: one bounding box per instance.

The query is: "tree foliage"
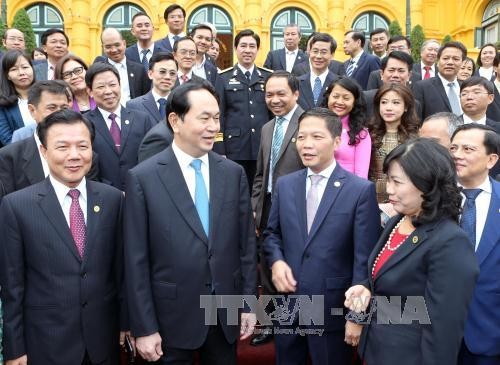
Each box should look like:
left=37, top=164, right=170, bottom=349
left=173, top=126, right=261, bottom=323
left=0, top=18, right=7, bottom=50
left=442, top=34, right=453, bottom=45
left=121, top=30, right=136, bottom=47
left=389, top=20, right=403, bottom=37
left=410, top=25, right=425, bottom=62
left=12, top=9, right=36, bottom=53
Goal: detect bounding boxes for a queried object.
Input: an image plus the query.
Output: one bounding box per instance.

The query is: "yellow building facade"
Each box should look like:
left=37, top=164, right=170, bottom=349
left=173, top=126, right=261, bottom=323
left=4, top=0, right=499, bottom=65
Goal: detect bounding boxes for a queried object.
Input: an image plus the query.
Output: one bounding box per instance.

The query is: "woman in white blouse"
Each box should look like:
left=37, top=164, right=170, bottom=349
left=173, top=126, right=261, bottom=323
left=475, top=43, right=497, bottom=81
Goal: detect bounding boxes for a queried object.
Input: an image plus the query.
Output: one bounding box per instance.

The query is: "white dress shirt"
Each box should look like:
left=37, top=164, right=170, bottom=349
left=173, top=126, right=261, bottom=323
left=420, top=64, right=436, bottom=78
left=108, top=57, right=131, bottom=104
left=99, top=106, right=122, bottom=130
left=460, top=176, right=492, bottom=250
left=50, top=175, right=88, bottom=226
left=309, top=67, right=329, bottom=92
left=193, top=55, right=208, bottom=79
left=137, top=42, right=155, bottom=63
left=152, top=90, right=169, bottom=111
left=478, top=67, right=494, bottom=81
left=168, top=32, right=186, bottom=49
left=34, top=131, right=50, bottom=177
left=171, top=141, right=210, bottom=202
left=438, top=73, right=462, bottom=114
left=178, top=70, right=194, bottom=84
left=305, top=160, right=337, bottom=203
left=47, top=61, right=56, bottom=80
left=18, top=98, right=35, bottom=126
left=237, top=64, right=255, bottom=78
left=463, top=114, right=487, bottom=125
left=285, top=48, right=299, bottom=72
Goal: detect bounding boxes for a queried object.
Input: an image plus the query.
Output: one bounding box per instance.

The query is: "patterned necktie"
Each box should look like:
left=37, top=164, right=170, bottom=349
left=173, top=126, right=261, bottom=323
left=346, top=60, right=355, bottom=77
left=245, top=70, right=251, bottom=82
left=68, top=189, right=86, bottom=258
left=141, top=49, right=150, bottom=72
left=191, top=159, right=209, bottom=236
left=447, top=82, right=461, bottom=115
left=108, top=113, right=121, bottom=152
left=423, top=66, right=431, bottom=80
left=158, top=98, right=167, bottom=120
left=181, top=74, right=188, bottom=84
left=460, top=188, right=482, bottom=248
left=306, top=175, right=324, bottom=233
left=172, top=35, right=180, bottom=48
left=312, top=77, right=322, bottom=105
left=271, top=116, right=286, bottom=173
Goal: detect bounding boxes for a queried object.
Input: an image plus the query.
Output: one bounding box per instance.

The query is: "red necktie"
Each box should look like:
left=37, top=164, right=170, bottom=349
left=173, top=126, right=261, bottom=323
left=423, top=66, right=431, bottom=80
left=108, top=113, right=121, bottom=152
left=181, top=74, right=188, bottom=84
left=68, top=189, right=86, bottom=258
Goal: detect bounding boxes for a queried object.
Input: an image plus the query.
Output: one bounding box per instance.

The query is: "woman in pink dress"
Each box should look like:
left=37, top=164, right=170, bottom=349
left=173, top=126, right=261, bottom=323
left=322, top=76, right=371, bottom=178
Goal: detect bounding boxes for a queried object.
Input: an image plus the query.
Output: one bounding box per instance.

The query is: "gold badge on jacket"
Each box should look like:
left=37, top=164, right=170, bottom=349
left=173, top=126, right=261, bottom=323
left=94, top=205, right=101, bottom=213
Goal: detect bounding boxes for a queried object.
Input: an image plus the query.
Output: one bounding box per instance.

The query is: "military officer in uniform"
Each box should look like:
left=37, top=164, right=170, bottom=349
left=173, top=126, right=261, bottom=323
left=215, top=29, right=272, bottom=187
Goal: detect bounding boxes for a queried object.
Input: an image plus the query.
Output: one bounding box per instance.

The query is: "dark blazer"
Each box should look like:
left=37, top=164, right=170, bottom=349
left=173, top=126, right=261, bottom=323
left=93, top=56, right=150, bottom=98
left=86, top=107, right=153, bottom=190
left=34, top=60, right=49, bottom=81
left=344, top=52, right=381, bottom=90
left=292, top=59, right=346, bottom=77
left=0, top=136, right=99, bottom=199
left=486, top=87, right=500, bottom=123
left=124, top=148, right=256, bottom=348
left=137, top=121, right=173, bottom=163
left=264, top=164, right=380, bottom=363
left=366, top=69, right=422, bottom=90
left=412, top=76, right=455, bottom=120
left=126, top=91, right=162, bottom=124
left=359, top=216, right=479, bottom=365
left=156, top=36, right=174, bottom=53
left=297, top=71, right=339, bottom=111
left=202, top=59, right=218, bottom=86
left=463, top=179, right=500, bottom=356
left=412, top=62, right=437, bottom=80
left=125, top=43, right=164, bottom=65
left=251, top=106, right=305, bottom=229
left=0, top=103, right=25, bottom=145
left=174, top=73, right=206, bottom=88
left=263, top=48, right=307, bottom=71
left=0, top=178, right=125, bottom=364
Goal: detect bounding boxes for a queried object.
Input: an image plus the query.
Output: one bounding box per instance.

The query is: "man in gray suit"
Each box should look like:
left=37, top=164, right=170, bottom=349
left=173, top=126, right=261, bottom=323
left=250, top=71, right=305, bottom=346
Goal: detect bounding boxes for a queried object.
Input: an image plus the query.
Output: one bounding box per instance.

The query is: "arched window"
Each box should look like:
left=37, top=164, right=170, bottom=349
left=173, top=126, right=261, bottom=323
left=103, top=3, right=144, bottom=30
left=26, top=3, right=64, bottom=46
left=352, top=12, right=389, bottom=45
left=270, top=8, right=315, bottom=50
left=478, top=0, right=500, bottom=45
left=187, top=6, right=233, bottom=69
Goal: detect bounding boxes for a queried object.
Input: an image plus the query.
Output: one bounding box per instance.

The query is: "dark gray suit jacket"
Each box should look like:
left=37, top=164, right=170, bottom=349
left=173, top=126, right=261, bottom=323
left=297, top=71, right=339, bottom=111
left=413, top=77, right=455, bottom=120
left=366, top=69, right=422, bottom=90
left=138, top=121, right=173, bottom=163
left=412, top=62, right=437, bottom=80
left=263, top=48, right=307, bottom=71
left=126, top=91, right=162, bottom=124
left=251, top=106, right=305, bottom=229
left=292, top=59, right=346, bottom=77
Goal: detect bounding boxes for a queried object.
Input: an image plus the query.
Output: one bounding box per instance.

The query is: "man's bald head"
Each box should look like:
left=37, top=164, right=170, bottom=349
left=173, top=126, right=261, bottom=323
left=101, top=28, right=126, bottom=63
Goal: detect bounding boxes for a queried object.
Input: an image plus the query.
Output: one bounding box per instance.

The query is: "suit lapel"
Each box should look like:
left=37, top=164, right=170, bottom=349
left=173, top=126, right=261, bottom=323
left=157, top=148, right=208, bottom=244
left=279, top=49, right=287, bottom=70
left=120, top=108, right=133, bottom=152
left=300, top=77, right=315, bottom=110
left=367, top=217, right=397, bottom=288
left=476, top=181, right=500, bottom=265
left=277, top=107, right=302, bottom=161
left=294, top=50, right=305, bottom=68
left=82, top=182, right=103, bottom=264
left=126, top=61, right=137, bottom=97
left=91, top=110, right=119, bottom=156
left=318, top=73, right=335, bottom=106
left=144, top=92, right=161, bottom=121
left=23, top=137, right=45, bottom=184
left=352, top=53, right=366, bottom=77
left=433, top=78, right=452, bottom=111
left=294, top=169, right=308, bottom=244
left=208, top=152, right=225, bottom=247
left=263, top=120, right=275, bottom=176
left=37, top=178, right=82, bottom=262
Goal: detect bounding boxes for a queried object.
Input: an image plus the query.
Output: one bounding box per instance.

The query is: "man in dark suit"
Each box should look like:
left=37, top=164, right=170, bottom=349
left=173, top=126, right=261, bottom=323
left=125, top=12, right=164, bottom=68
left=33, top=28, right=70, bottom=80
left=124, top=81, right=257, bottom=364
left=173, top=37, right=207, bottom=86
left=264, top=108, right=380, bottom=364
left=450, top=124, right=500, bottom=364
left=215, top=29, right=272, bottom=186
left=97, top=28, right=150, bottom=104
left=250, top=71, right=304, bottom=346
left=369, top=28, right=389, bottom=59
left=2, top=28, right=26, bottom=53
left=0, top=81, right=99, bottom=199
left=85, top=62, right=153, bottom=190
left=343, top=30, right=380, bottom=90
left=189, top=24, right=218, bottom=86
left=412, top=39, right=440, bottom=80
left=264, top=24, right=306, bottom=72
left=127, top=52, right=177, bottom=124
left=0, top=109, right=126, bottom=365
left=297, top=33, right=339, bottom=111
left=413, top=41, right=468, bottom=120
left=156, top=4, right=186, bottom=53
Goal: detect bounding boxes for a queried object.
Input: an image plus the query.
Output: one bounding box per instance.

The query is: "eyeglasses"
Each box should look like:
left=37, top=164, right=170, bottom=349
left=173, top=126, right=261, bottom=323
left=388, top=46, right=408, bottom=51
left=177, top=49, right=196, bottom=57
left=459, top=91, right=491, bottom=98
left=310, top=49, right=330, bottom=56
left=62, top=66, right=84, bottom=79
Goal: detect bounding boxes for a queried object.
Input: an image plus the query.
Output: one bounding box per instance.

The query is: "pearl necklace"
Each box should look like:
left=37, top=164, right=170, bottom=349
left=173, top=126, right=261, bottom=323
left=371, top=216, right=407, bottom=276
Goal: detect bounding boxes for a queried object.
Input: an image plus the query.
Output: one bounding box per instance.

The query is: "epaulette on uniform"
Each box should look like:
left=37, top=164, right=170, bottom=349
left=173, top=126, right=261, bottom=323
left=218, top=66, right=234, bottom=74
left=258, top=66, right=273, bottom=73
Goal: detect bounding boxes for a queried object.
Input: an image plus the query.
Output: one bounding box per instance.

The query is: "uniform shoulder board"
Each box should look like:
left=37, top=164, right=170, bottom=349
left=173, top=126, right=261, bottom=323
left=258, top=66, right=273, bottom=73
left=218, top=67, right=234, bottom=74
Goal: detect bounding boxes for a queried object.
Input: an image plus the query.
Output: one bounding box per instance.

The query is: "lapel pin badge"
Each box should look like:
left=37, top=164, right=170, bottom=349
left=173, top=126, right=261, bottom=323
left=334, top=181, right=341, bottom=187
left=412, top=236, right=419, bottom=244
left=291, top=137, right=296, bottom=143
left=94, top=205, right=100, bottom=213
left=130, top=73, right=134, bottom=77
left=124, top=120, right=130, bottom=125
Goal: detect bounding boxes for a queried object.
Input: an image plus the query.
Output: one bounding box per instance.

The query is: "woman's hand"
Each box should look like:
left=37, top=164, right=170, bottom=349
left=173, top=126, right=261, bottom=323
left=345, top=285, right=371, bottom=313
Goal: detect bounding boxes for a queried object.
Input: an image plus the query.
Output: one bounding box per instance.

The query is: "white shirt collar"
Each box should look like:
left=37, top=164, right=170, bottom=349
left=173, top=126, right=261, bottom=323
left=278, top=104, right=298, bottom=122
left=438, top=73, right=458, bottom=88
left=49, top=175, right=87, bottom=205
left=178, top=70, right=193, bottom=80
left=459, top=175, right=492, bottom=194
left=152, top=89, right=169, bottom=102
left=137, top=42, right=154, bottom=55
left=350, top=50, right=364, bottom=63
left=108, top=57, right=127, bottom=67
left=98, top=105, right=122, bottom=122
left=237, top=64, right=255, bottom=76
left=307, top=160, right=337, bottom=180
left=171, top=140, right=209, bottom=169
left=462, top=114, right=487, bottom=125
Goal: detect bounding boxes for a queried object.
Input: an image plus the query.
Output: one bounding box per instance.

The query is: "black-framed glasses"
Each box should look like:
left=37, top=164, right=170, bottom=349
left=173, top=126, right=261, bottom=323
left=62, top=66, right=84, bottom=79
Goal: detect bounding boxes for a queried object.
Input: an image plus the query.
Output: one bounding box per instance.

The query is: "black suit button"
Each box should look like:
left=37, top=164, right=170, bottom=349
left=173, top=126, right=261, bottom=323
left=82, top=301, right=88, bottom=308
left=81, top=272, right=87, bottom=279
left=304, top=253, right=310, bottom=259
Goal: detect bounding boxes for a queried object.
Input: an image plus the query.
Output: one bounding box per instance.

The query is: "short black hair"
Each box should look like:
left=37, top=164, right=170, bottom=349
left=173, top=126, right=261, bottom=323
left=476, top=43, right=497, bottom=67
left=265, top=70, right=299, bottom=93
left=85, top=62, right=120, bottom=88
left=370, top=28, right=389, bottom=39
left=462, top=56, right=477, bottom=75
left=31, top=47, right=47, bottom=59
left=437, top=41, right=467, bottom=60
left=460, top=76, right=495, bottom=94
left=167, top=80, right=219, bottom=132
left=344, top=30, right=365, bottom=48
left=189, top=24, right=213, bottom=38
left=37, top=109, right=95, bottom=148
left=383, top=138, right=462, bottom=225
left=164, top=4, right=186, bottom=20
left=131, top=11, right=151, bottom=24
left=298, top=107, right=342, bottom=139
left=173, top=36, right=197, bottom=53
left=28, top=80, right=72, bottom=106
left=41, top=28, right=69, bottom=47
left=451, top=123, right=500, bottom=156
left=149, top=52, right=178, bottom=71
left=381, top=51, right=413, bottom=71
left=310, top=33, right=337, bottom=53
left=234, top=29, right=260, bottom=49
left=388, top=35, right=411, bottom=49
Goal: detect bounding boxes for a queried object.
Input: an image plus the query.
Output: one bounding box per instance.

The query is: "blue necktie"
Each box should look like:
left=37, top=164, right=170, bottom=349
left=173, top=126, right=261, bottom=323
left=191, top=159, right=209, bottom=236
left=447, top=82, right=461, bottom=115
left=460, top=188, right=482, bottom=248
left=172, top=35, right=180, bottom=48
left=271, top=116, right=285, bottom=173
left=245, top=70, right=251, bottom=82
left=141, top=49, right=149, bottom=72
left=346, top=60, right=355, bottom=77
left=158, top=98, right=167, bottom=120
left=312, top=77, right=322, bottom=105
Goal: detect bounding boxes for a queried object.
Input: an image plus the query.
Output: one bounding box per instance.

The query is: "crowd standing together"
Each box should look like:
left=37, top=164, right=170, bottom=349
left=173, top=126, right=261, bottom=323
left=0, top=4, right=499, bottom=365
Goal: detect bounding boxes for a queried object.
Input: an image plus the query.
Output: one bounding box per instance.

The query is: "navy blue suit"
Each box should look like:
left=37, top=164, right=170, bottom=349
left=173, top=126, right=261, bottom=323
left=263, top=48, right=307, bottom=71
left=202, top=59, right=218, bottom=86
left=264, top=164, right=381, bottom=365
left=344, top=52, right=381, bottom=90
left=125, top=43, right=164, bottom=65
left=156, top=36, right=175, bottom=53
left=86, top=107, right=153, bottom=190
left=297, top=71, right=339, bottom=111
left=0, top=103, right=25, bottom=145
left=126, top=91, right=162, bottom=124
left=0, top=178, right=125, bottom=365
